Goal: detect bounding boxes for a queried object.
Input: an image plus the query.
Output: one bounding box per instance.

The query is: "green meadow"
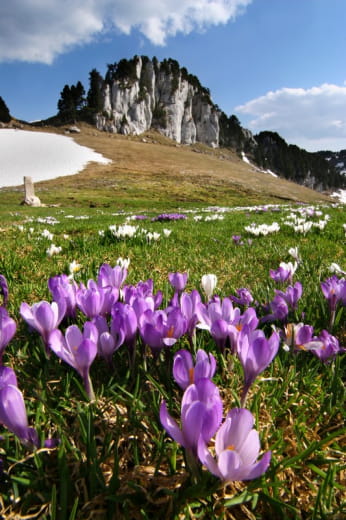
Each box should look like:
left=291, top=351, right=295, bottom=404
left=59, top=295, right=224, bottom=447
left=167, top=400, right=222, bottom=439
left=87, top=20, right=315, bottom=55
left=0, top=194, right=344, bottom=520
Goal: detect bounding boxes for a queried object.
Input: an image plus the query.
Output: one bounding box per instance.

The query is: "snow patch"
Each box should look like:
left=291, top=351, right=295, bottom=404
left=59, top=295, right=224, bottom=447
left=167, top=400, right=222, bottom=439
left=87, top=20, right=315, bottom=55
left=0, top=129, right=111, bottom=188
left=331, top=189, right=346, bottom=203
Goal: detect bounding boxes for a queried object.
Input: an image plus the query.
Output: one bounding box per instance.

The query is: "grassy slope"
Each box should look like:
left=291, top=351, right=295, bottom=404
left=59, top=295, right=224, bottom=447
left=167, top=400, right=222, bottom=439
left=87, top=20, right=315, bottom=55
left=0, top=122, right=332, bottom=209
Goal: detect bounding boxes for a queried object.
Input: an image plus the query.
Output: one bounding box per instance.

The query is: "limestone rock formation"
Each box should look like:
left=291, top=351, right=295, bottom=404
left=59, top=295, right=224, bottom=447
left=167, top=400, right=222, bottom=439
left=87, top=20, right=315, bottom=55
left=95, top=56, right=222, bottom=148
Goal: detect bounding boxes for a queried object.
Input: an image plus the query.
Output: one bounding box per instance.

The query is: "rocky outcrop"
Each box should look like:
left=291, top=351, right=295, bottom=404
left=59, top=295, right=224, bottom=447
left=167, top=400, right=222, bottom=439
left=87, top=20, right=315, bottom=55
left=95, top=56, right=221, bottom=147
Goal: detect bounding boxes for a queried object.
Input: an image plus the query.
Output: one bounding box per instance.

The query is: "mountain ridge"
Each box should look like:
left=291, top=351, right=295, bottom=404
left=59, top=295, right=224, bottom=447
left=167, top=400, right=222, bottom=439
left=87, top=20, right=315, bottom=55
left=3, top=55, right=345, bottom=192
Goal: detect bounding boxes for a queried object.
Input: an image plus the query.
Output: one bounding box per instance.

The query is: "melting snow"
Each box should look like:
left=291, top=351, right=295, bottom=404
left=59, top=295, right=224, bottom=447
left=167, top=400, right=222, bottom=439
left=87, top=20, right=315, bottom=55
left=331, top=189, right=346, bottom=203
left=0, top=129, right=111, bottom=188
left=241, top=152, right=278, bottom=177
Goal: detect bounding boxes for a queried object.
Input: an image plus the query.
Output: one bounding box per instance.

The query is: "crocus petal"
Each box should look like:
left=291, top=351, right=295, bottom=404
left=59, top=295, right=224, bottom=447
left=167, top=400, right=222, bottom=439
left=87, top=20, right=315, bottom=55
left=0, top=366, right=18, bottom=388
left=75, top=339, right=97, bottom=375
left=160, top=401, right=184, bottom=446
left=217, top=448, right=242, bottom=481
left=197, top=437, right=222, bottom=478
left=48, top=329, right=77, bottom=369
left=0, top=385, right=29, bottom=440
left=173, top=350, right=193, bottom=389
left=182, top=400, right=208, bottom=450
left=237, top=450, right=272, bottom=481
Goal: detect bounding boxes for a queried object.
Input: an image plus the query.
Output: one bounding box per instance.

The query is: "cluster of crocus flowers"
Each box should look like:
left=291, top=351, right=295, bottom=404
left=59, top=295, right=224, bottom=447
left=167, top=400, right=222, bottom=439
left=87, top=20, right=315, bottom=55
left=161, top=349, right=272, bottom=483
left=282, top=323, right=343, bottom=362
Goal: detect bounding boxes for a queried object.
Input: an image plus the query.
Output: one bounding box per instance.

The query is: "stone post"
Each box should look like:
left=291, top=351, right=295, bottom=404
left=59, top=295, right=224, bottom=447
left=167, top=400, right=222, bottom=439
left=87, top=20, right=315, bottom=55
left=23, top=176, right=41, bottom=206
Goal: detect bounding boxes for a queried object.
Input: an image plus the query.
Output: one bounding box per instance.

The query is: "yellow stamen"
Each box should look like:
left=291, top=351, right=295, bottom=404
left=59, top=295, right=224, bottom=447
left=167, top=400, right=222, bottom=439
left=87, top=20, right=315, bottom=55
left=226, top=444, right=235, bottom=451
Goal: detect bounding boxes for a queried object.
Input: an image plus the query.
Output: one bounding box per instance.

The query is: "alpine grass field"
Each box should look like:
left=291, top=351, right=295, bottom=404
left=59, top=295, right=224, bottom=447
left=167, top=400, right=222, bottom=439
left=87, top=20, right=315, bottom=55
left=0, top=127, right=345, bottom=519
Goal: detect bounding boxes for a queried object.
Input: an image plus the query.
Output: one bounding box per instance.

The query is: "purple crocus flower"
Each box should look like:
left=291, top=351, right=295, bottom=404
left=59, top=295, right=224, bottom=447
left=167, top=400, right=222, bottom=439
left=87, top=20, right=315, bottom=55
left=160, top=378, right=223, bottom=457
left=97, top=263, right=128, bottom=290
left=197, top=297, right=258, bottom=353
left=275, top=282, right=303, bottom=311
left=312, top=330, right=344, bottom=362
left=173, top=349, right=217, bottom=390
left=76, top=280, right=117, bottom=318
left=0, top=307, right=16, bottom=363
left=229, top=288, right=254, bottom=307
left=123, top=279, right=163, bottom=310
left=197, top=408, right=271, bottom=482
left=270, top=262, right=297, bottom=284
left=111, top=302, right=138, bottom=359
left=139, top=308, right=187, bottom=355
left=20, top=299, right=66, bottom=351
left=236, top=325, right=280, bottom=406
left=320, top=275, right=346, bottom=328
left=197, top=297, right=241, bottom=331
left=232, top=235, right=242, bottom=245
left=0, top=367, right=58, bottom=448
left=93, top=315, right=124, bottom=365
left=0, top=275, right=9, bottom=307
left=179, top=290, right=203, bottom=346
left=168, top=272, right=188, bottom=293
left=48, top=274, right=78, bottom=318
left=48, top=323, right=98, bottom=400
left=283, top=323, right=323, bottom=352
left=261, top=294, right=289, bottom=324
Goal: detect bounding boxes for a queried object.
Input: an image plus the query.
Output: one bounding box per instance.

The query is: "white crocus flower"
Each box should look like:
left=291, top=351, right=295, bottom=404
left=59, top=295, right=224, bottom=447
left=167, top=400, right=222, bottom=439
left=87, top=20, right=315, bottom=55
left=288, top=247, right=300, bottom=262
left=42, top=229, right=54, bottom=241
left=163, top=229, right=172, bottom=237
left=69, top=260, right=82, bottom=277
left=329, top=263, right=346, bottom=275
left=117, top=257, right=130, bottom=269
left=46, top=244, right=62, bottom=257
left=201, top=274, right=217, bottom=301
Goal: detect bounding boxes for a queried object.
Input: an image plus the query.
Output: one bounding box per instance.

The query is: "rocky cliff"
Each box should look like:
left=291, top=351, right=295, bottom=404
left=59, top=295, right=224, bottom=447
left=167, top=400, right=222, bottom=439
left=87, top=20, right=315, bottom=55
left=95, top=56, right=223, bottom=148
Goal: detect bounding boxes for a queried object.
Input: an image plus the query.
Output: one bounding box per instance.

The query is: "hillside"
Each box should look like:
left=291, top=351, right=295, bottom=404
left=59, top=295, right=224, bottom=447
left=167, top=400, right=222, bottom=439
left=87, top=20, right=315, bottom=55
left=0, top=123, right=332, bottom=208
left=41, top=55, right=345, bottom=192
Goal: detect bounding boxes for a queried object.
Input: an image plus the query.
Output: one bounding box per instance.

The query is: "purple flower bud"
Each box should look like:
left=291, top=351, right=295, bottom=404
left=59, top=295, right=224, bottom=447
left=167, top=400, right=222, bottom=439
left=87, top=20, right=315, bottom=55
left=237, top=326, right=280, bottom=405
left=168, top=272, right=188, bottom=293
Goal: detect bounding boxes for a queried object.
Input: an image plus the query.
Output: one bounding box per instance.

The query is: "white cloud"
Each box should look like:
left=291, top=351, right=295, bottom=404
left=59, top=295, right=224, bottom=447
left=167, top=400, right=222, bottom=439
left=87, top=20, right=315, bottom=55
left=0, top=0, right=252, bottom=64
left=235, top=84, right=346, bottom=152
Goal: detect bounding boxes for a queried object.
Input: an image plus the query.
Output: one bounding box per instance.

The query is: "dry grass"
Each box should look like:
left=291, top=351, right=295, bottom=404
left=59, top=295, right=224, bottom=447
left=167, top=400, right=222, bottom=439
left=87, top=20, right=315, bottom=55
left=1, top=122, right=332, bottom=208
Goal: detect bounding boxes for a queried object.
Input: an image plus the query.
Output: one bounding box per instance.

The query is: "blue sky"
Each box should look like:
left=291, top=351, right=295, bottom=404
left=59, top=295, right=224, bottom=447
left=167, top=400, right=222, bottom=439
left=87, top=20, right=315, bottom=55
left=1, top=0, right=346, bottom=152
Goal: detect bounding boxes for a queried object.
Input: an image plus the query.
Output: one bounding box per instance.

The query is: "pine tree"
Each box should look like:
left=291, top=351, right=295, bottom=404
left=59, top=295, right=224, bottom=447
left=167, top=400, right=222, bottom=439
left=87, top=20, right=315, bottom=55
left=87, top=69, right=104, bottom=112
left=57, top=81, right=86, bottom=122
left=0, top=96, right=11, bottom=123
